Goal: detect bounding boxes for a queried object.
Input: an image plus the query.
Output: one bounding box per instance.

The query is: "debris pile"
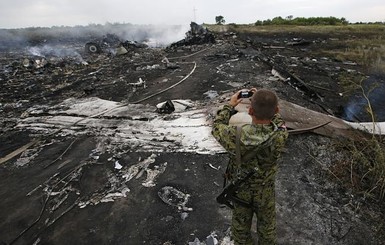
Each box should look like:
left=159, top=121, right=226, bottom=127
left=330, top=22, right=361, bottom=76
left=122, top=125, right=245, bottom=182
left=85, top=33, right=148, bottom=55
left=169, top=22, right=215, bottom=48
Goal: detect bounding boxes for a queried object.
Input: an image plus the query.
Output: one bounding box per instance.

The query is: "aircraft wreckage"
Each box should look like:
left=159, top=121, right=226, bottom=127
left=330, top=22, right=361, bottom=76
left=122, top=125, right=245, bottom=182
left=2, top=94, right=383, bottom=165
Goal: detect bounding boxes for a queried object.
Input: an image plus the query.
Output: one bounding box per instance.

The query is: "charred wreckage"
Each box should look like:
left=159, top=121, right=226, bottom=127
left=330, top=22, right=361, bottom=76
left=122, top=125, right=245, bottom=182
left=1, top=22, right=385, bottom=245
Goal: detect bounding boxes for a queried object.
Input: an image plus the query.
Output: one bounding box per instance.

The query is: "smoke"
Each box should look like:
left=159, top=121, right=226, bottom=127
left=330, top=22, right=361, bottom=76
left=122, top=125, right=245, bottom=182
left=1, top=23, right=189, bottom=53
left=27, top=45, right=86, bottom=64
left=28, top=45, right=79, bottom=58
left=0, top=29, right=30, bottom=51
left=102, top=23, right=189, bottom=47
left=77, top=23, right=189, bottom=47
left=342, top=73, right=385, bottom=122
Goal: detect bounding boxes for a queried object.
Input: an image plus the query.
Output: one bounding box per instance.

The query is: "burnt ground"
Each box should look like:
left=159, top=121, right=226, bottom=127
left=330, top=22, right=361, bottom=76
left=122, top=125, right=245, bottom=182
left=1, top=26, right=385, bottom=244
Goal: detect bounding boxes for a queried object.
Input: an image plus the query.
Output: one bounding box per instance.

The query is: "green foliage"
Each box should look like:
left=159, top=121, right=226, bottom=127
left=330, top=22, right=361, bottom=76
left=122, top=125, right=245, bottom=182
left=255, top=16, right=349, bottom=26
left=215, top=16, right=225, bottom=25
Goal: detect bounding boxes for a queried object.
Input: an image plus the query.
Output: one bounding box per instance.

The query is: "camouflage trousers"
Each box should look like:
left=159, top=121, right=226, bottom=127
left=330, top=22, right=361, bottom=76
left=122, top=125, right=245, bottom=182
left=231, top=181, right=276, bottom=245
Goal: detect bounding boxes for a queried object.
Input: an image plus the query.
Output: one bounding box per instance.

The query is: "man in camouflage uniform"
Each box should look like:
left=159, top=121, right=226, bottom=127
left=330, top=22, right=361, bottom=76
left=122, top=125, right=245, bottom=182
left=212, top=88, right=288, bottom=245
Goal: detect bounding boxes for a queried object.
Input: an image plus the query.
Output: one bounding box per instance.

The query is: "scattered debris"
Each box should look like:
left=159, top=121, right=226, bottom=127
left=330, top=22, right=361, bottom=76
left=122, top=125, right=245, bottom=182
left=206, top=233, right=219, bottom=245
left=188, top=233, right=220, bottom=245
left=114, top=161, right=123, bottom=170
left=0, top=139, right=39, bottom=165
left=116, top=46, right=128, bottom=55
left=258, top=53, right=324, bottom=101
left=170, top=22, right=215, bottom=48
left=129, top=77, right=147, bottom=91
left=122, top=154, right=157, bottom=182
left=100, top=188, right=130, bottom=203
left=157, top=100, right=175, bottom=114
left=286, top=38, right=312, bottom=46
left=142, top=162, right=167, bottom=187
left=203, top=90, right=219, bottom=99
left=157, top=99, right=193, bottom=113
left=208, top=163, right=220, bottom=170
left=188, top=238, right=202, bottom=245
left=162, top=57, right=180, bottom=69
left=181, top=212, right=189, bottom=220
left=158, top=186, right=193, bottom=211
left=85, top=33, right=148, bottom=55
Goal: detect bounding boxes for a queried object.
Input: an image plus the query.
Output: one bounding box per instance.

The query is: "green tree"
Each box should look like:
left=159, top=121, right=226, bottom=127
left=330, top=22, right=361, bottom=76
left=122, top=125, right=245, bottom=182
left=254, top=16, right=350, bottom=26
left=215, top=15, right=225, bottom=25
left=271, top=16, right=287, bottom=25
left=286, top=15, right=293, bottom=20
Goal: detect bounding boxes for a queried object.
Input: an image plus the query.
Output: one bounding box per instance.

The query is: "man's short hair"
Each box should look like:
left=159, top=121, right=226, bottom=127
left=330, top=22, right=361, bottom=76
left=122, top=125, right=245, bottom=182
left=250, top=89, right=278, bottom=120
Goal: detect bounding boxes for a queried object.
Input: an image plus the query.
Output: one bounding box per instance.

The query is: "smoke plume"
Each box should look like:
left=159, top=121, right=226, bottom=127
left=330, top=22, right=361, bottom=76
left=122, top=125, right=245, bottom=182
left=342, top=73, right=385, bottom=122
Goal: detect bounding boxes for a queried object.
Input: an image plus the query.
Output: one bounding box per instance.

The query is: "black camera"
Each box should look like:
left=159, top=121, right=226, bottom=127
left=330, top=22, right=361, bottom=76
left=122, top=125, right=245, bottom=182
left=238, top=90, right=253, bottom=99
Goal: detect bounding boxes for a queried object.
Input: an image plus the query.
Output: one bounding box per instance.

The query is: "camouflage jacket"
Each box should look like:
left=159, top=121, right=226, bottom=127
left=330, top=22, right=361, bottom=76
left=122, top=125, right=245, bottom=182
left=212, top=104, right=288, bottom=185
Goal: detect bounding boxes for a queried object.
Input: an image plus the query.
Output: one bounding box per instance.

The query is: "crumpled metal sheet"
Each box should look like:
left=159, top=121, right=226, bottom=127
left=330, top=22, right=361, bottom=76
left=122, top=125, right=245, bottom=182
left=17, top=97, right=224, bottom=154
left=158, top=186, right=193, bottom=211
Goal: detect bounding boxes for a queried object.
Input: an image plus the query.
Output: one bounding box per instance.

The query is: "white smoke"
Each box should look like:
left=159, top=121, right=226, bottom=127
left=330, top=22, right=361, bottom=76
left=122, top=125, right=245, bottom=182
left=27, top=45, right=86, bottom=64
left=139, top=25, right=189, bottom=47
left=104, top=24, right=189, bottom=47
left=28, top=45, right=79, bottom=57
left=2, top=23, right=190, bottom=54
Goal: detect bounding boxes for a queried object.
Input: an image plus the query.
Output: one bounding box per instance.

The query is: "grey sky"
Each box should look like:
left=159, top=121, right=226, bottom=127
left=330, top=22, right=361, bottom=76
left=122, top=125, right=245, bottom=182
left=0, top=0, right=384, bottom=29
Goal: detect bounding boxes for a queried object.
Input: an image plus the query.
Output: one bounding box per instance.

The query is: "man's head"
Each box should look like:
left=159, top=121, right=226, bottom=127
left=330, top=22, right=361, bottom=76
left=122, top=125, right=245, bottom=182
left=249, top=89, right=278, bottom=120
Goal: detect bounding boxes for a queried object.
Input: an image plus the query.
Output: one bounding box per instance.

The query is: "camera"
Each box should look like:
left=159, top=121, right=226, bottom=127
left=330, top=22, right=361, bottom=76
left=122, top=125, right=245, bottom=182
left=238, top=90, right=253, bottom=99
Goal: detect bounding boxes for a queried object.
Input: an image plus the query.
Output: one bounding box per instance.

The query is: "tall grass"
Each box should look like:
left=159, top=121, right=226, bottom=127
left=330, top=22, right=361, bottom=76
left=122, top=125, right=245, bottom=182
left=333, top=136, right=385, bottom=200
left=325, top=40, right=385, bottom=69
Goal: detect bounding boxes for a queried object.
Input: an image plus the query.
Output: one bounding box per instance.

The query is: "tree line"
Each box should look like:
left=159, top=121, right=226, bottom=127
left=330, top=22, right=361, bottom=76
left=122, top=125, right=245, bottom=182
left=215, top=15, right=384, bottom=26
left=255, top=16, right=349, bottom=26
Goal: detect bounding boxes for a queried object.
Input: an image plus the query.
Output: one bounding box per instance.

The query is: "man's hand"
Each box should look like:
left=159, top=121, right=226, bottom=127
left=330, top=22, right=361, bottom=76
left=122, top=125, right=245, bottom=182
left=229, top=88, right=258, bottom=107
left=229, top=91, right=242, bottom=107
left=249, top=87, right=258, bottom=94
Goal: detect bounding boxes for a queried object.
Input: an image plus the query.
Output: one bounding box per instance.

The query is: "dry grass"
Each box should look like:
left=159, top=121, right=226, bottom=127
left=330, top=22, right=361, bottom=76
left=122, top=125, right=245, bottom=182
left=332, top=136, right=385, bottom=200
left=325, top=41, right=385, bottom=68
left=337, top=72, right=367, bottom=96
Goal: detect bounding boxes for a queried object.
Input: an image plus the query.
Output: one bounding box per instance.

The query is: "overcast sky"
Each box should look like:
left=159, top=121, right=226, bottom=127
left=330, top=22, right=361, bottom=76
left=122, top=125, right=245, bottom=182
left=0, top=0, right=384, bottom=29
